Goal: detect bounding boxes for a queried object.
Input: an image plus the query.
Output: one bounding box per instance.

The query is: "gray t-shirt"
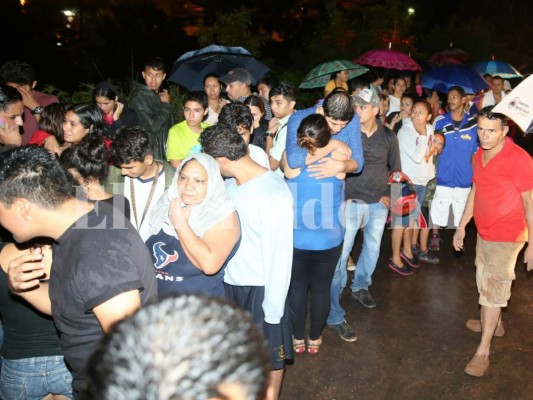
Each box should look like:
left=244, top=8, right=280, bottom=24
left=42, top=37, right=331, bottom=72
left=49, top=201, right=158, bottom=395
left=345, top=123, right=401, bottom=203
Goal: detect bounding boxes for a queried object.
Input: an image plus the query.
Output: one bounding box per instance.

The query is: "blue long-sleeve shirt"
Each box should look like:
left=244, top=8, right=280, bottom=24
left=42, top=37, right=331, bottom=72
left=285, top=103, right=364, bottom=172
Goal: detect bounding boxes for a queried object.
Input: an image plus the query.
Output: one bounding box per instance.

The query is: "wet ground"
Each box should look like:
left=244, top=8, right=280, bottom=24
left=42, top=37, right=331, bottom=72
left=282, top=226, right=533, bottom=400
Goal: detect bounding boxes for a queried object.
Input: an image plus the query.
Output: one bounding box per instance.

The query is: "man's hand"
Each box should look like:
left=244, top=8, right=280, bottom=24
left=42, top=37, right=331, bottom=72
left=0, top=122, right=22, bottom=146
left=308, top=157, right=345, bottom=179
left=159, top=89, right=171, bottom=104
left=7, top=247, right=46, bottom=294
left=15, top=85, right=40, bottom=111
left=268, top=117, right=279, bottom=136
left=452, top=228, right=466, bottom=252
left=524, top=245, right=533, bottom=271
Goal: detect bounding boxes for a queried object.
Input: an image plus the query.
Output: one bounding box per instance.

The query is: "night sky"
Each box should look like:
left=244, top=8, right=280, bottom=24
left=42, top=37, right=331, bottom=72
left=2, top=0, right=531, bottom=91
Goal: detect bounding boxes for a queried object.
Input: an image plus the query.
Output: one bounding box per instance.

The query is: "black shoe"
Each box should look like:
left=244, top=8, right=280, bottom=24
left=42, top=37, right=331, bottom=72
left=388, top=258, right=413, bottom=276
left=351, top=289, right=376, bottom=309
left=418, top=250, right=440, bottom=264
left=400, top=249, right=420, bottom=268
left=411, top=244, right=421, bottom=262
left=328, top=320, right=357, bottom=342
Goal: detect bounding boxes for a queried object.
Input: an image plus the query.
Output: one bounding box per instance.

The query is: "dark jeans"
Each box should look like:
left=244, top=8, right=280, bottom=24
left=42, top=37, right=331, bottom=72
left=289, top=243, right=343, bottom=340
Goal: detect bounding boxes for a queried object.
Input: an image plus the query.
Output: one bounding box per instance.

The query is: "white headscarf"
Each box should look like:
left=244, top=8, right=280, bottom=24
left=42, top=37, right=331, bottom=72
left=147, top=153, right=235, bottom=239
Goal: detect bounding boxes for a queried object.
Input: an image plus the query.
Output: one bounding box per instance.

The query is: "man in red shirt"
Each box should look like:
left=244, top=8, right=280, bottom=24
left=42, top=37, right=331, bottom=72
left=453, top=106, right=533, bottom=377
left=0, top=60, right=58, bottom=145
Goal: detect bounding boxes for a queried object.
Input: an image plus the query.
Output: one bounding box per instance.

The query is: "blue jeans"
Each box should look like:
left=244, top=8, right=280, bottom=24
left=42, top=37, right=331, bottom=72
left=327, top=201, right=389, bottom=325
left=0, top=356, right=73, bottom=400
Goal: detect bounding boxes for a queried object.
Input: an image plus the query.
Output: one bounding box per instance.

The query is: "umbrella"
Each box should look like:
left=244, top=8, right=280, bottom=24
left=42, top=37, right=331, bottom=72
left=428, top=53, right=464, bottom=67
left=493, top=74, right=533, bottom=133
left=168, top=44, right=270, bottom=91
left=421, top=65, right=489, bottom=94
left=299, top=59, right=368, bottom=89
left=431, top=46, right=471, bottom=63
left=354, top=48, right=422, bottom=71
left=473, top=60, right=523, bottom=79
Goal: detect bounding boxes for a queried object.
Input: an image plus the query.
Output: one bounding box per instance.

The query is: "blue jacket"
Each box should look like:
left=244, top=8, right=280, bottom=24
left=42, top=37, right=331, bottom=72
left=433, top=112, right=478, bottom=188
left=285, top=103, right=364, bottom=173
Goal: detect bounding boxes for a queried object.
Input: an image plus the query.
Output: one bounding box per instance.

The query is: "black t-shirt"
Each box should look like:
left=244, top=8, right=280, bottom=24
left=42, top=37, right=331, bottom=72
left=99, top=194, right=131, bottom=221
left=0, top=243, right=63, bottom=360
left=49, top=201, right=158, bottom=394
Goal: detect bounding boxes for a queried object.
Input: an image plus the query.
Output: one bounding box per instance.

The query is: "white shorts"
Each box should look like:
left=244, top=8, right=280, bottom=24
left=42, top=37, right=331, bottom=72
left=430, top=185, right=471, bottom=227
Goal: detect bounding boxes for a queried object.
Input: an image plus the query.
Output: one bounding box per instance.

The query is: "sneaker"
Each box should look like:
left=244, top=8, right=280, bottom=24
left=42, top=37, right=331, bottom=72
left=387, top=258, right=413, bottom=276
left=328, top=320, right=358, bottom=342
left=347, top=256, right=356, bottom=272
left=429, top=234, right=442, bottom=251
left=351, top=289, right=376, bottom=308
left=464, top=354, right=490, bottom=377
left=411, top=244, right=421, bottom=262
left=418, top=250, right=440, bottom=264
left=466, top=319, right=505, bottom=337
left=400, top=249, right=420, bottom=268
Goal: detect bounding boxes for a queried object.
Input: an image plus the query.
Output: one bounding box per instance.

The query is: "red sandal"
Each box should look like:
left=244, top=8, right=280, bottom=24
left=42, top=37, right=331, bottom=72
left=293, top=337, right=305, bottom=354
left=307, top=336, right=322, bottom=355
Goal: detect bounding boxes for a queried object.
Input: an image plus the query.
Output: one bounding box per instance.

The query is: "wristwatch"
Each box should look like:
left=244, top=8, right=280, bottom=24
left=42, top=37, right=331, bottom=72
left=31, top=106, right=43, bottom=115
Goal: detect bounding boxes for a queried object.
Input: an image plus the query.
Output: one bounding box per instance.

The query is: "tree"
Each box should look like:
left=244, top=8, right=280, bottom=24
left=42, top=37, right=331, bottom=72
left=196, top=8, right=267, bottom=56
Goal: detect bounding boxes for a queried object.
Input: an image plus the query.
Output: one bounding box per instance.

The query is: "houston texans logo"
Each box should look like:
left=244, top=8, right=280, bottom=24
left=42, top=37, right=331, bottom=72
left=152, top=242, right=179, bottom=269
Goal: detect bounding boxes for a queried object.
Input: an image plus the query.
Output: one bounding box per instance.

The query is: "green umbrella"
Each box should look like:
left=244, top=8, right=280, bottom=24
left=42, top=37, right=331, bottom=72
left=299, top=60, right=368, bottom=89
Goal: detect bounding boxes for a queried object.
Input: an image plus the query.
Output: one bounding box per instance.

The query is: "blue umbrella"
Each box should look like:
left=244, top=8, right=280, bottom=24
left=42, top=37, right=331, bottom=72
left=421, top=65, right=489, bottom=94
left=168, top=44, right=270, bottom=91
left=473, top=60, right=522, bottom=79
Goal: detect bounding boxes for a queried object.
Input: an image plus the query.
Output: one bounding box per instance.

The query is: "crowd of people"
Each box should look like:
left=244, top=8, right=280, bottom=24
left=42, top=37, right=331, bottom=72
left=0, top=56, right=531, bottom=399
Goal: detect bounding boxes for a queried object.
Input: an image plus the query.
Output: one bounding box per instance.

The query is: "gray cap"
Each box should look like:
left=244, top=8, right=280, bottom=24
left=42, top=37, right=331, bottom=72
left=354, top=88, right=380, bottom=107
left=219, top=68, right=252, bottom=85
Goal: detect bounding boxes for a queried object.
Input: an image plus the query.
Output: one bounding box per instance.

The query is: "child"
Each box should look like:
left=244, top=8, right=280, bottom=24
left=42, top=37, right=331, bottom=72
left=414, top=132, right=446, bottom=259
left=166, top=92, right=209, bottom=168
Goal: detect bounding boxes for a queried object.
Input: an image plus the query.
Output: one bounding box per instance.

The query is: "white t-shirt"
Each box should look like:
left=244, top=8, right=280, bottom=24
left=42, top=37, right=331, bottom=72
left=387, top=95, right=401, bottom=116
left=249, top=144, right=270, bottom=169
left=269, top=114, right=292, bottom=177
left=124, top=167, right=167, bottom=241
left=397, top=119, right=435, bottom=186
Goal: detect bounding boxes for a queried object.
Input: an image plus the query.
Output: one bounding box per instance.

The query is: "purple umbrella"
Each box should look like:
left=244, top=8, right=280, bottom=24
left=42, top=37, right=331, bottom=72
left=431, top=47, right=471, bottom=63
left=428, top=53, right=464, bottom=67
left=354, top=48, right=422, bottom=71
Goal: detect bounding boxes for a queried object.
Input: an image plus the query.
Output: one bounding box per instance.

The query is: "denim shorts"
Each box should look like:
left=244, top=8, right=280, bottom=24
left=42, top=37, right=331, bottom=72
left=0, top=355, right=73, bottom=400
left=392, top=184, right=427, bottom=227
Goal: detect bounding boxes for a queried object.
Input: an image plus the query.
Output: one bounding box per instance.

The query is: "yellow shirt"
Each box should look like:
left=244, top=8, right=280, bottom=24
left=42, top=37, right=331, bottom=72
left=325, top=80, right=348, bottom=94
left=166, top=121, right=210, bottom=161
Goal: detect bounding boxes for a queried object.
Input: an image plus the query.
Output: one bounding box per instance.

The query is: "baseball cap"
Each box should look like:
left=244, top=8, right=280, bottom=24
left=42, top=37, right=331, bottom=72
left=354, top=88, right=380, bottom=107
left=219, top=68, right=252, bottom=85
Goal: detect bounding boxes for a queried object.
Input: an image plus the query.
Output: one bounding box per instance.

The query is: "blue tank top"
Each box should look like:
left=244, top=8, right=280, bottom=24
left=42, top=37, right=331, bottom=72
left=287, top=159, right=345, bottom=250
left=145, top=229, right=235, bottom=298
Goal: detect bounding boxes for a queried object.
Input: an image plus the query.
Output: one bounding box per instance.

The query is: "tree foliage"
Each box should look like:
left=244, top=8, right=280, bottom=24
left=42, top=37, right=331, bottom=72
left=196, top=8, right=267, bottom=56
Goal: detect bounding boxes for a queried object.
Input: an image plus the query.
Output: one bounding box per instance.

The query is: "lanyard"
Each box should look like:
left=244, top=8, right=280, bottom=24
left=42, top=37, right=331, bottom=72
left=130, top=163, right=160, bottom=230
left=274, top=122, right=288, bottom=141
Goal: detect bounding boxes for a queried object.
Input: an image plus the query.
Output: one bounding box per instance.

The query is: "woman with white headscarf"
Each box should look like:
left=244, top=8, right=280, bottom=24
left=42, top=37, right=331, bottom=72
left=145, top=153, right=240, bottom=297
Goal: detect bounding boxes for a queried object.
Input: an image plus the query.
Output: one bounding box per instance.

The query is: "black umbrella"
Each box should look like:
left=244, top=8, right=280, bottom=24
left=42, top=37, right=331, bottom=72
left=168, top=44, right=270, bottom=91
